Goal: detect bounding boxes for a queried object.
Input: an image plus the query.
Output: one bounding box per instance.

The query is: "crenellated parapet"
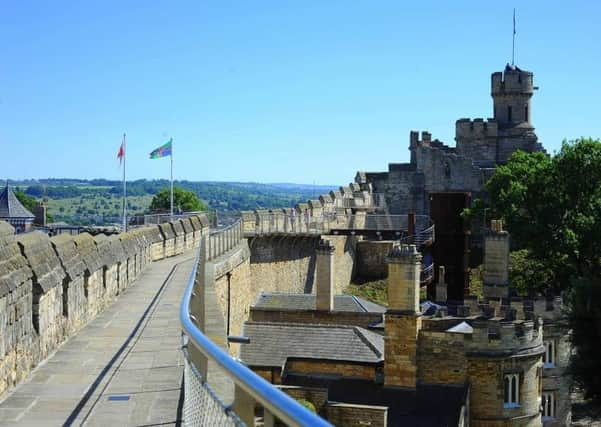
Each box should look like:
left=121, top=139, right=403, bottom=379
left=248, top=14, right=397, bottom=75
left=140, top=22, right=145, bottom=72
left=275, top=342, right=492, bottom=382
left=466, top=317, right=544, bottom=357
left=0, top=213, right=210, bottom=400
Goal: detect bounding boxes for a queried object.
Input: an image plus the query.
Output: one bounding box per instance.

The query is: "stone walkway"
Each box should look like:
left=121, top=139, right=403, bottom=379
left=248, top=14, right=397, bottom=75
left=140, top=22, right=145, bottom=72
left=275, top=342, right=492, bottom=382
left=0, top=251, right=197, bottom=427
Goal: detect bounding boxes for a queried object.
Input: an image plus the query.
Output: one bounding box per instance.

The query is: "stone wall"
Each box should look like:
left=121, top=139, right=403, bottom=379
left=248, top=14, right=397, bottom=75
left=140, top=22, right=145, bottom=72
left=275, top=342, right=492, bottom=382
left=417, top=330, right=467, bottom=385
left=325, top=402, right=388, bottom=427
left=355, top=240, right=393, bottom=279
left=0, top=222, right=34, bottom=397
left=0, top=214, right=208, bottom=400
left=249, top=235, right=355, bottom=297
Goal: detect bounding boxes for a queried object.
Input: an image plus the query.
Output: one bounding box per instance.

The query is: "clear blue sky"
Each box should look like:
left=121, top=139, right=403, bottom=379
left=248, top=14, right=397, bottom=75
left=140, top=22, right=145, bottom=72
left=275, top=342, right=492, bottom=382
left=1, top=1, right=599, bottom=185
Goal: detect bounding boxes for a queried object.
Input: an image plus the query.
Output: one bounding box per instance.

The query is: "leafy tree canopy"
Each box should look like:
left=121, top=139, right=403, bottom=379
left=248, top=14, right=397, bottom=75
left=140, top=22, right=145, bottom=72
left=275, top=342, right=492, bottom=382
left=478, top=138, right=601, bottom=401
left=149, top=187, right=207, bottom=213
left=14, top=191, right=53, bottom=223
left=469, top=138, right=601, bottom=291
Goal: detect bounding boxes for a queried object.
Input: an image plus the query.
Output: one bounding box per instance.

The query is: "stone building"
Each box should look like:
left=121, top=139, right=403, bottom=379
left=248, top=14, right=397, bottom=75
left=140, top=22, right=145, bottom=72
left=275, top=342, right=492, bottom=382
left=239, top=229, right=569, bottom=426
left=359, top=64, right=544, bottom=217
left=0, top=183, right=35, bottom=233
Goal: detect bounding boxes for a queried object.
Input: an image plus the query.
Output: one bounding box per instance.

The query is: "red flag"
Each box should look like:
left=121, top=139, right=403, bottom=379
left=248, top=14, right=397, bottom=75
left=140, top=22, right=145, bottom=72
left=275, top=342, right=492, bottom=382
left=117, top=135, right=126, bottom=164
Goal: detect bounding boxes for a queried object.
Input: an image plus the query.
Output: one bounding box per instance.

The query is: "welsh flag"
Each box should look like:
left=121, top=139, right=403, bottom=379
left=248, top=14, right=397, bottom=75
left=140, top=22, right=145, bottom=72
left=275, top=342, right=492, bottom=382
left=149, top=139, right=172, bottom=159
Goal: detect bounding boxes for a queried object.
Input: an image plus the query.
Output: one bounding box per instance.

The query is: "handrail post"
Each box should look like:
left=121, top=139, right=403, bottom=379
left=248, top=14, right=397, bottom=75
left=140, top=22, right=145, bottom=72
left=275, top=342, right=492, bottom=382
left=233, top=384, right=256, bottom=426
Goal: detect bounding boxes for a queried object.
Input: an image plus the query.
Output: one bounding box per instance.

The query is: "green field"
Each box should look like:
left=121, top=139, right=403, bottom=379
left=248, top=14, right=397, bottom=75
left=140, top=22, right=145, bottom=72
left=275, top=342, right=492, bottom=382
left=46, top=194, right=153, bottom=225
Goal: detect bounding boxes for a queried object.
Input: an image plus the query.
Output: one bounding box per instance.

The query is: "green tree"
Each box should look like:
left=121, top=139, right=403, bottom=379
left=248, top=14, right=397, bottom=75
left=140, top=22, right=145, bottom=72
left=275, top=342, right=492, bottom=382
left=149, top=187, right=207, bottom=213
left=483, top=138, right=601, bottom=402
left=14, top=191, right=53, bottom=223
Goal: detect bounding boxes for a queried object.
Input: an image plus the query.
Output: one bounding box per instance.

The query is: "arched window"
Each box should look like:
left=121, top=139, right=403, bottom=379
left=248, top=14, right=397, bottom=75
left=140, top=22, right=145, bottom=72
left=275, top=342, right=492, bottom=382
left=503, top=373, right=520, bottom=407
left=544, top=340, right=555, bottom=368
left=542, top=392, right=555, bottom=419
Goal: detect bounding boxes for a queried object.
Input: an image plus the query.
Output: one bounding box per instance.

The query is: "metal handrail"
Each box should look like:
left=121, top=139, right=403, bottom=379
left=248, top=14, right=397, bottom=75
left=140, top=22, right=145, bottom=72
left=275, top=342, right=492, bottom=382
left=180, top=240, right=332, bottom=426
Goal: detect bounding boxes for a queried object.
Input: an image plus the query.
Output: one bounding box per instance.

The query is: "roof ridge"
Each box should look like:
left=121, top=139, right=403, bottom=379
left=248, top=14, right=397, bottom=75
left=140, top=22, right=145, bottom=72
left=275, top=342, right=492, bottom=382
left=353, top=326, right=383, bottom=359
left=351, top=295, right=368, bottom=312
left=245, top=320, right=354, bottom=329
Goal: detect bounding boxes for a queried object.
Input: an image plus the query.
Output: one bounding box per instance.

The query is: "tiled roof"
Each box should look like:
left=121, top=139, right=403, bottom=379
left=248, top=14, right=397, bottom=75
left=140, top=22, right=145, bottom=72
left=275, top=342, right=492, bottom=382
left=240, top=321, right=384, bottom=367
left=0, top=184, right=35, bottom=219
left=253, top=292, right=386, bottom=313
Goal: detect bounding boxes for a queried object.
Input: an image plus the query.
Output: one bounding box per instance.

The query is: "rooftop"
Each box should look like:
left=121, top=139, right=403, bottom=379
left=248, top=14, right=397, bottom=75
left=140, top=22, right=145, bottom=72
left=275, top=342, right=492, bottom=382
left=240, top=321, right=384, bottom=367
left=0, top=184, right=35, bottom=220
left=284, top=375, right=468, bottom=427
left=253, top=292, right=386, bottom=313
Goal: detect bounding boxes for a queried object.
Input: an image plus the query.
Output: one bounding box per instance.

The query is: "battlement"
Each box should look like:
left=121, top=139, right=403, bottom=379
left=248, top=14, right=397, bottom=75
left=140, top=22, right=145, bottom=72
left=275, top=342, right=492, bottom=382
left=467, top=296, right=564, bottom=323
left=491, top=67, right=534, bottom=96
left=455, top=118, right=498, bottom=138
left=466, top=317, right=543, bottom=355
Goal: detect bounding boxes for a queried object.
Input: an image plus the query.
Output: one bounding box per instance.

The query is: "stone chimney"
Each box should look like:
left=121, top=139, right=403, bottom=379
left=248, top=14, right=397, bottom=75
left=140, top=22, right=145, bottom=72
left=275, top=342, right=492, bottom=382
left=315, top=239, right=335, bottom=311
left=435, top=265, right=447, bottom=303
left=483, top=219, right=510, bottom=299
left=384, top=243, right=422, bottom=388
left=34, top=201, right=47, bottom=227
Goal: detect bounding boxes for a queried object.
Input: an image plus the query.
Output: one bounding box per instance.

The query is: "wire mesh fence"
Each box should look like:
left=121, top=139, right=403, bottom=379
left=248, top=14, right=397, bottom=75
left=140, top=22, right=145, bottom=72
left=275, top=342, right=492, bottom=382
left=182, top=351, right=245, bottom=427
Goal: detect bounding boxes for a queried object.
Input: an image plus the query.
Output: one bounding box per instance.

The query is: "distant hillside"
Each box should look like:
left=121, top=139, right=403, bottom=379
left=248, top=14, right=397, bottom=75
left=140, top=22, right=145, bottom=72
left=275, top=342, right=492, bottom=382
left=7, top=179, right=338, bottom=226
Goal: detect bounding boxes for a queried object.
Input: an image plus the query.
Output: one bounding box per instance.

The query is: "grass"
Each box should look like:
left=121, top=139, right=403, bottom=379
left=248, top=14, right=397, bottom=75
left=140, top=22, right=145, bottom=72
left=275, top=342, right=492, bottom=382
left=344, top=277, right=388, bottom=307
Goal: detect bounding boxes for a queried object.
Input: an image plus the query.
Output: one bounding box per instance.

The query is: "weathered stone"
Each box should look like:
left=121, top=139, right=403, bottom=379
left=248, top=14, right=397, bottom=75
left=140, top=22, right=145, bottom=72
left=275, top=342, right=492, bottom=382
left=73, top=233, right=105, bottom=317
left=170, top=221, right=186, bottom=255
left=17, top=231, right=66, bottom=361
left=0, top=222, right=34, bottom=398
left=50, top=234, right=87, bottom=333
left=158, top=223, right=176, bottom=258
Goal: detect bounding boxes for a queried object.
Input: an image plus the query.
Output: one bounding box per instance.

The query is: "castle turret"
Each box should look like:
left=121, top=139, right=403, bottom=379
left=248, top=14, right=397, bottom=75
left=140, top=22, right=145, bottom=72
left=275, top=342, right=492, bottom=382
left=466, top=317, right=544, bottom=427
left=384, top=244, right=422, bottom=388
left=492, top=65, right=534, bottom=126
left=491, top=64, right=542, bottom=163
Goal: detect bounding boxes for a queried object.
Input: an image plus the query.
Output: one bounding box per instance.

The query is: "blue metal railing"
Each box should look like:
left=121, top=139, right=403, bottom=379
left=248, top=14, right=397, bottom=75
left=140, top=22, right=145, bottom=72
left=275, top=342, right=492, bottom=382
left=180, top=227, right=332, bottom=426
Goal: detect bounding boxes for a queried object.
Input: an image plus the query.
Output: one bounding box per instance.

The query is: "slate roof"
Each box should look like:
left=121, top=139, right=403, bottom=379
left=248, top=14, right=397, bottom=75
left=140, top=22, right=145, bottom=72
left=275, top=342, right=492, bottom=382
left=284, top=375, right=468, bottom=427
left=0, top=184, right=35, bottom=219
left=254, top=292, right=386, bottom=313
left=240, top=321, right=384, bottom=367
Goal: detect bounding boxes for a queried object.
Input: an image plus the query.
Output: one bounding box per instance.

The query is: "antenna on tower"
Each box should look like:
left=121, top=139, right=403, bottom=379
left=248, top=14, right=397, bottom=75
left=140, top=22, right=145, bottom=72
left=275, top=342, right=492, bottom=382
left=512, top=8, right=516, bottom=66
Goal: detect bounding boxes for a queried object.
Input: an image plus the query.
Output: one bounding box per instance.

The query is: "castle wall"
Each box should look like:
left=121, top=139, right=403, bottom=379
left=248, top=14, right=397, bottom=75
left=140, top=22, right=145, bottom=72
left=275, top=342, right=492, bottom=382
left=0, top=215, right=208, bottom=400
left=417, top=331, right=467, bottom=385
left=249, top=235, right=356, bottom=297
left=355, top=240, right=393, bottom=279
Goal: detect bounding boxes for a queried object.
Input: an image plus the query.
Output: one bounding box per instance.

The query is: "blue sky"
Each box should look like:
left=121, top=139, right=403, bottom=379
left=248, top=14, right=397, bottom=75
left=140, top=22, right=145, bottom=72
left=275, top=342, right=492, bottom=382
left=1, top=1, right=599, bottom=185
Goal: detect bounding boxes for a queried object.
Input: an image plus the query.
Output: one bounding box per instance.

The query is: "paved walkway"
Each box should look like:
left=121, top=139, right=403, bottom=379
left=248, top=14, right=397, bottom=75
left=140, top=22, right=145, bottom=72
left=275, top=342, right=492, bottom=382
left=0, top=252, right=197, bottom=427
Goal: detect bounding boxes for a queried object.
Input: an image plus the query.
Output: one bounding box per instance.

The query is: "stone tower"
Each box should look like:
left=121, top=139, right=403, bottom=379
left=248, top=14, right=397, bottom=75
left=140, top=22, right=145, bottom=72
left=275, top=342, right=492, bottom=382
left=491, top=64, right=542, bottom=163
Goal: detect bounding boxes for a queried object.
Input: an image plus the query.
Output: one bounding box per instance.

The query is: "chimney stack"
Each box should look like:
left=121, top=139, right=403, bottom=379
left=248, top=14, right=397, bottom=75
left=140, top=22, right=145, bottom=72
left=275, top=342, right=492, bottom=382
left=384, top=244, right=422, bottom=388
left=34, top=201, right=47, bottom=227
left=483, top=219, right=510, bottom=299
left=315, top=239, right=335, bottom=311
left=435, top=265, right=447, bottom=303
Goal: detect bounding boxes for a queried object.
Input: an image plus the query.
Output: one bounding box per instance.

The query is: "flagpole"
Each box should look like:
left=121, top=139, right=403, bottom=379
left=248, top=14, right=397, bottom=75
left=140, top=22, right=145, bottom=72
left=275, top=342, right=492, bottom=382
left=122, top=133, right=127, bottom=232
left=512, top=8, right=516, bottom=66
left=170, top=138, right=174, bottom=219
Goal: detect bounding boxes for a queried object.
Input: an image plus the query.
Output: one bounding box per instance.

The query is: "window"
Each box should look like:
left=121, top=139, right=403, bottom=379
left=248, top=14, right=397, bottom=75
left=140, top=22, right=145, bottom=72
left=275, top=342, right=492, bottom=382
left=508, top=106, right=513, bottom=122
left=525, top=105, right=529, bottom=122
left=542, top=392, right=555, bottom=419
left=543, top=340, right=555, bottom=368
left=504, top=373, right=520, bottom=408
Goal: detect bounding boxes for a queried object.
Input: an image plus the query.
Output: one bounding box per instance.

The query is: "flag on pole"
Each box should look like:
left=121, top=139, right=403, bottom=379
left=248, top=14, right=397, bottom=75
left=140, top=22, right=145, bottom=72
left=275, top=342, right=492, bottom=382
left=149, top=139, right=173, bottom=159
left=117, top=138, right=126, bottom=164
